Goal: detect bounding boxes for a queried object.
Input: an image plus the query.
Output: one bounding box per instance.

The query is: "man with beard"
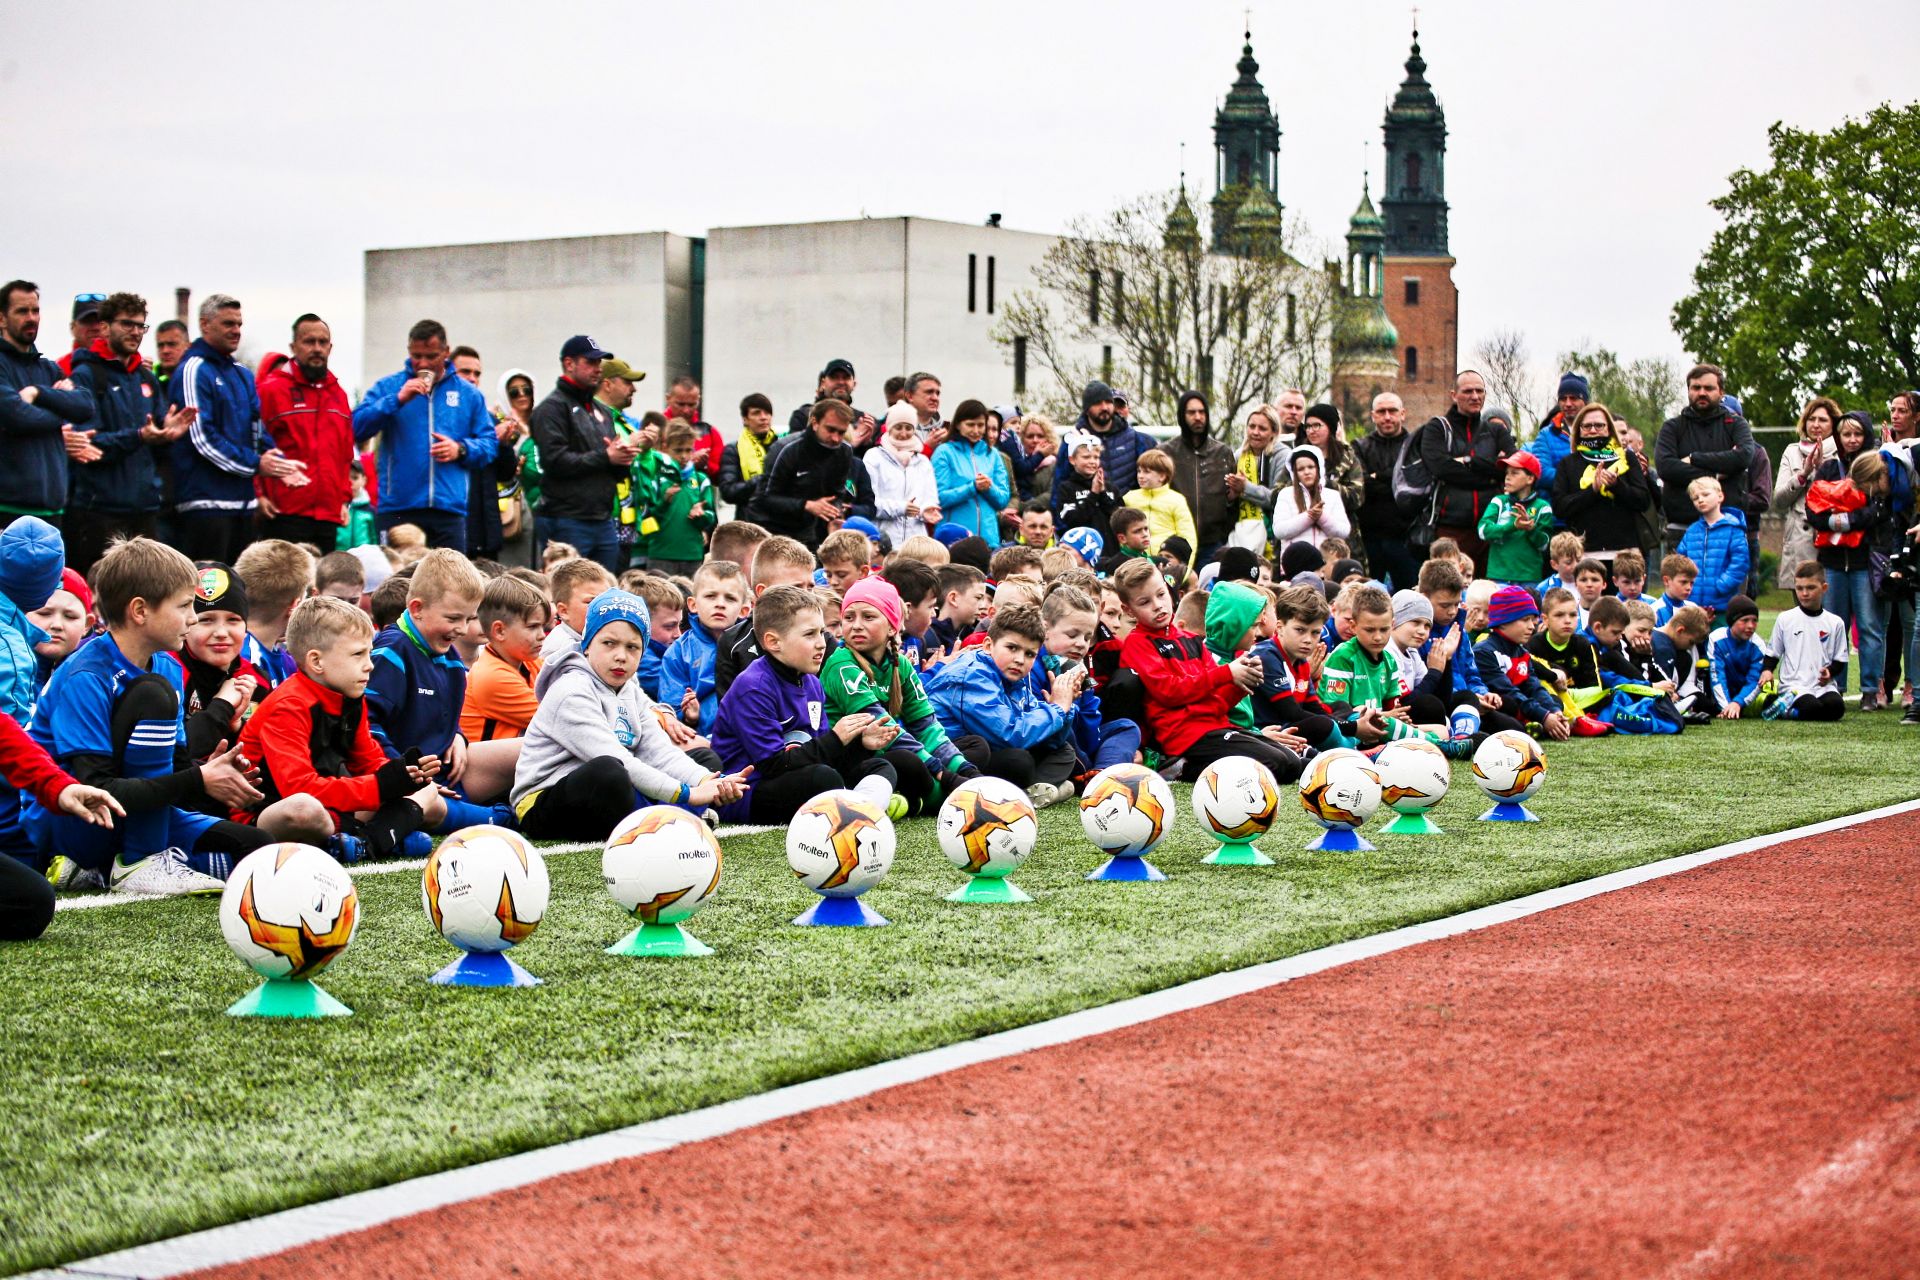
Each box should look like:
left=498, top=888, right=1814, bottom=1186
left=258, top=314, right=352, bottom=550
left=1531, top=372, right=1588, bottom=490
left=756, top=397, right=857, bottom=551
left=1418, top=370, right=1513, bottom=576
left=65, top=293, right=191, bottom=569
left=1353, top=391, right=1420, bottom=589
left=0, top=280, right=96, bottom=531
left=1165, top=389, right=1234, bottom=559
left=788, top=358, right=875, bottom=446
left=1052, top=380, right=1158, bottom=508
left=1655, top=364, right=1755, bottom=549
left=530, top=335, right=633, bottom=573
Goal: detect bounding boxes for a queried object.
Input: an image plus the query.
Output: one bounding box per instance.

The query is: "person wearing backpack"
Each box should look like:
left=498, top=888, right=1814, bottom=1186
left=1418, top=371, right=1515, bottom=577
left=1354, top=391, right=1420, bottom=590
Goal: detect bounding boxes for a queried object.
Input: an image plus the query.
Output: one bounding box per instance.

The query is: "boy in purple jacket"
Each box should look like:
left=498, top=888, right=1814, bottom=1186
left=709, top=585, right=904, bottom=822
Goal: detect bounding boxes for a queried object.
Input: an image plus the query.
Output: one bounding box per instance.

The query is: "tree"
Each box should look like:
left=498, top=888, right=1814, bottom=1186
left=1672, top=102, right=1920, bottom=425
left=1555, top=344, right=1681, bottom=440
left=1473, top=328, right=1541, bottom=430
left=992, top=190, right=1336, bottom=441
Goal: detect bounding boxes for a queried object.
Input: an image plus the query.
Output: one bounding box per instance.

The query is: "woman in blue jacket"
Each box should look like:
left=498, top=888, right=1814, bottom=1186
left=932, top=399, right=1011, bottom=547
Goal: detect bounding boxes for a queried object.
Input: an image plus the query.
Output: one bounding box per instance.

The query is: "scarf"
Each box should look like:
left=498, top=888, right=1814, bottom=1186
left=738, top=428, right=770, bottom=482
left=1236, top=450, right=1264, bottom=522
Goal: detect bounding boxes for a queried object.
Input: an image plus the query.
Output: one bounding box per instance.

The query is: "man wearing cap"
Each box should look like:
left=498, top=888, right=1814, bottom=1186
left=0, top=281, right=96, bottom=531
left=530, top=335, right=635, bottom=573
left=351, top=318, right=496, bottom=554
left=1053, top=379, right=1158, bottom=509
left=789, top=359, right=875, bottom=446
left=55, top=293, right=107, bottom=377
left=595, top=358, right=657, bottom=568
left=1531, top=373, right=1588, bottom=491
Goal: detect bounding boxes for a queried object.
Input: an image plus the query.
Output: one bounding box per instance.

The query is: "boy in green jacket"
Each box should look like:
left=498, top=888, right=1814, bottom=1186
left=1318, top=583, right=1452, bottom=750
left=645, top=423, right=718, bottom=577
left=1477, top=451, right=1554, bottom=585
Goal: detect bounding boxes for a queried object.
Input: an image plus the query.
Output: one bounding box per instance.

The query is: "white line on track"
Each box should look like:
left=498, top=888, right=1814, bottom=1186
left=25, top=798, right=1920, bottom=1280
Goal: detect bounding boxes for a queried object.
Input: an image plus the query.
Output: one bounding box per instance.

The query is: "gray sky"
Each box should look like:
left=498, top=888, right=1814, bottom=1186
left=6, top=0, right=1914, bottom=409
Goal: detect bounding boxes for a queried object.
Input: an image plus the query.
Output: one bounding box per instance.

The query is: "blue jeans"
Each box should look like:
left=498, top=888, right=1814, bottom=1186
left=541, top=516, right=621, bottom=574
left=1825, top=567, right=1886, bottom=694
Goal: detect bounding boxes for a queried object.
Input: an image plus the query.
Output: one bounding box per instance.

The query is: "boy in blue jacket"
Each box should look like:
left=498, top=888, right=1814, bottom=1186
left=658, top=561, right=746, bottom=731
left=1708, top=594, right=1768, bottom=718
left=1472, top=585, right=1570, bottom=740
left=1675, top=477, right=1749, bottom=620
left=926, top=602, right=1079, bottom=806
left=0, top=517, right=68, bottom=861
left=1029, top=584, right=1140, bottom=784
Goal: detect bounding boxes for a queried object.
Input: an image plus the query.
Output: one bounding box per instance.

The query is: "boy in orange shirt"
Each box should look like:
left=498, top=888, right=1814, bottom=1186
left=461, top=575, right=549, bottom=743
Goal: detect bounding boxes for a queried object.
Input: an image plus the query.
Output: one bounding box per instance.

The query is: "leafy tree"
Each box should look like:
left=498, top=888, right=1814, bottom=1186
left=1672, top=102, right=1920, bottom=424
left=1556, top=344, right=1682, bottom=440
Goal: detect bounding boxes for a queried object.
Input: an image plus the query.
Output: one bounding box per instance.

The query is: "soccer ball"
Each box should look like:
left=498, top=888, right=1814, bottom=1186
left=219, top=843, right=359, bottom=980
left=422, top=825, right=548, bottom=952
left=937, top=777, right=1038, bottom=878
left=1472, top=730, right=1547, bottom=802
left=1190, top=756, right=1281, bottom=842
left=1373, top=740, right=1451, bottom=814
left=787, top=790, right=895, bottom=898
left=604, top=806, right=725, bottom=923
left=1298, top=751, right=1383, bottom=830
left=1079, top=762, right=1176, bottom=856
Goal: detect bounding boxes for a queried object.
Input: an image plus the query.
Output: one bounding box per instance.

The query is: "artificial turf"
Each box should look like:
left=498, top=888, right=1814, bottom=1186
left=3, top=716, right=1915, bottom=1272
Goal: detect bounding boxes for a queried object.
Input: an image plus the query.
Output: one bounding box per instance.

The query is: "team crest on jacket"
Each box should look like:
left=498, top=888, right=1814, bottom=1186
left=807, top=700, right=823, bottom=728
left=445, top=390, right=460, bottom=407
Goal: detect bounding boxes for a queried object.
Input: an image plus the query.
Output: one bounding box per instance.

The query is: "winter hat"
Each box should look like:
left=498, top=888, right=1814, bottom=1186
left=1063, top=428, right=1101, bottom=456
left=1330, top=558, right=1365, bottom=584
left=1280, top=542, right=1325, bottom=580
left=192, top=562, right=249, bottom=617
left=1289, top=443, right=1326, bottom=478
left=1487, top=584, right=1541, bottom=629
left=1160, top=536, right=1193, bottom=565
left=1290, top=570, right=1327, bottom=597
left=1211, top=546, right=1261, bottom=587
left=992, top=404, right=1021, bottom=426
left=57, top=567, right=94, bottom=618
left=1059, top=526, right=1105, bottom=565
left=0, top=516, right=65, bottom=612
left=1502, top=450, right=1542, bottom=481
left=1391, top=588, right=1433, bottom=628
left=842, top=577, right=903, bottom=634
left=1304, top=403, right=1341, bottom=433
left=883, top=401, right=919, bottom=431
left=1081, top=380, right=1116, bottom=411
left=1725, top=594, right=1759, bottom=626
left=841, top=515, right=881, bottom=544
left=1483, top=406, right=1516, bottom=435
left=1557, top=372, right=1590, bottom=401
left=348, top=543, right=393, bottom=595
left=580, top=589, right=650, bottom=649
left=932, top=522, right=970, bottom=547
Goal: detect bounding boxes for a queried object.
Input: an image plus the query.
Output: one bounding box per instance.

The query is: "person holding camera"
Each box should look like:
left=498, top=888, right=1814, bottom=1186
left=755, top=397, right=858, bottom=552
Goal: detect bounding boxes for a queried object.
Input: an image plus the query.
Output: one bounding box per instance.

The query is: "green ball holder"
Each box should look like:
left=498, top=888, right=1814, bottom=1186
left=606, top=921, right=714, bottom=957
left=945, top=873, right=1033, bottom=903
left=1380, top=810, right=1444, bottom=835
left=1201, top=839, right=1275, bottom=867
left=226, top=976, right=352, bottom=1019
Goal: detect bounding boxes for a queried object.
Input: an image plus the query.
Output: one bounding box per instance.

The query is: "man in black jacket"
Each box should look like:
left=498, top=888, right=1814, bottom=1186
left=1419, top=370, right=1514, bottom=576
left=1655, top=363, right=1755, bottom=546
left=1166, top=390, right=1234, bottom=559
left=0, top=280, right=96, bottom=530
left=1353, top=391, right=1419, bottom=590
left=529, top=335, right=637, bottom=573
left=66, top=293, right=186, bottom=570
left=786, top=358, right=874, bottom=445
left=720, top=392, right=778, bottom=515
left=755, top=398, right=856, bottom=551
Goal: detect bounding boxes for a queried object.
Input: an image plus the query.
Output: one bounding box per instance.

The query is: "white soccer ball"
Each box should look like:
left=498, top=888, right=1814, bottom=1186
left=1078, top=762, right=1176, bottom=856
left=1190, top=755, right=1281, bottom=842
left=1471, top=730, right=1547, bottom=803
left=1373, top=739, right=1451, bottom=815
left=422, top=825, right=549, bottom=952
left=937, top=777, right=1038, bottom=878
left=219, top=842, right=359, bottom=980
left=786, top=790, right=895, bottom=898
left=603, top=805, right=725, bottom=923
left=1298, top=751, right=1383, bottom=830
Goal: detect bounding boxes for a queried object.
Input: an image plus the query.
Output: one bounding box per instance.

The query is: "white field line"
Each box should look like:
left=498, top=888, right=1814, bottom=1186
left=27, top=798, right=1920, bottom=1280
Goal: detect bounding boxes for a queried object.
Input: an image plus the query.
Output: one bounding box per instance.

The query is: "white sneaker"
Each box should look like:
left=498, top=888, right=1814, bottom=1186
left=110, top=848, right=225, bottom=897
left=1027, top=782, right=1063, bottom=809
left=46, top=855, right=106, bottom=893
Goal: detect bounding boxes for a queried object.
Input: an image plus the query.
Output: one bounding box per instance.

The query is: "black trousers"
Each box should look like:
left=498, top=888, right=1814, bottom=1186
left=1362, top=530, right=1422, bottom=593
left=63, top=508, right=155, bottom=577
left=0, top=852, right=55, bottom=942
left=883, top=746, right=940, bottom=817
left=958, top=738, right=1076, bottom=788
left=747, top=758, right=897, bottom=824
left=1789, top=690, right=1846, bottom=722
left=1181, top=726, right=1305, bottom=782
left=378, top=507, right=466, bottom=554
left=176, top=511, right=253, bottom=564
left=1413, top=690, right=1526, bottom=736
left=519, top=756, right=649, bottom=842
left=262, top=513, right=343, bottom=552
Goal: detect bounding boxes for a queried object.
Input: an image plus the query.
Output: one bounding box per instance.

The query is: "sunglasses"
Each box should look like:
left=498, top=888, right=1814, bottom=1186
left=73, top=292, right=105, bottom=304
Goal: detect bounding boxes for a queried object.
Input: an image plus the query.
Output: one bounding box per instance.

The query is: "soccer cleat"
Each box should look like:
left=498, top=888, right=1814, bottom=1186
left=486, top=802, right=522, bottom=831
left=1025, top=782, right=1063, bottom=809
left=110, top=848, right=224, bottom=897
left=1683, top=710, right=1712, bottom=726
left=885, top=793, right=909, bottom=821
left=399, top=830, right=434, bottom=860
left=1571, top=714, right=1613, bottom=737
left=1440, top=732, right=1486, bottom=760
left=1762, top=692, right=1795, bottom=721
left=45, top=855, right=106, bottom=893
left=327, top=833, right=368, bottom=865
left=1154, top=757, right=1186, bottom=783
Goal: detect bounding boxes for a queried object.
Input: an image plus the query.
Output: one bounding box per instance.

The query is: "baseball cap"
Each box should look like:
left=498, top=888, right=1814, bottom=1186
left=822, top=358, right=855, bottom=377
left=560, top=335, right=612, bottom=361
left=600, top=358, right=646, bottom=383
left=72, top=292, right=105, bottom=322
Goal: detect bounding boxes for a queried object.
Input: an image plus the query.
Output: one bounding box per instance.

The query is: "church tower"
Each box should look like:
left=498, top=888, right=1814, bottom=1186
left=1379, top=26, right=1459, bottom=421
left=1210, top=31, right=1282, bottom=254
left=1332, top=178, right=1401, bottom=424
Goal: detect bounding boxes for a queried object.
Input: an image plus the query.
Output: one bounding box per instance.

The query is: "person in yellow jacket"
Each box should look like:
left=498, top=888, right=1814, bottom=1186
left=1122, top=449, right=1197, bottom=555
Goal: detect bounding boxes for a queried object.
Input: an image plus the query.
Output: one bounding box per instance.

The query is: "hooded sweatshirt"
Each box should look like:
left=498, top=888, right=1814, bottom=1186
left=1203, top=582, right=1267, bottom=728
left=1166, top=391, right=1235, bottom=549
left=0, top=515, right=64, bottom=721
left=511, top=649, right=711, bottom=806
left=0, top=333, right=96, bottom=515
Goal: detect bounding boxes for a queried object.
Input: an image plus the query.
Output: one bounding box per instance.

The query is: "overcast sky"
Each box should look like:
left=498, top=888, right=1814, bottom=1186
left=6, top=0, right=1912, bottom=408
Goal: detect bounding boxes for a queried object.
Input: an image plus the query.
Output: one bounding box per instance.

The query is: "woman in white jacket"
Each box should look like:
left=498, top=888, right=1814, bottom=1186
left=1771, top=396, right=1838, bottom=588
left=866, top=403, right=942, bottom=548
left=1270, top=443, right=1352, bottom=551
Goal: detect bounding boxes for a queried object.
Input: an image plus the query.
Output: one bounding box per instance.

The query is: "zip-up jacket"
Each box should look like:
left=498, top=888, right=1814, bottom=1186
left=923, top=647, right=1070, bottom=751
left=526, top=376, right=622, bottom=521
left=933, top=435, right=1012, bottom=546
left=753, top=428, right=856, bottom=549
left=865, top=446, right=941, bottom=549
left=66, top=341, right=161, bottom=514
left=1353, top=429, right=1414, bottom=536
left=239, top=669, right=413, bottom=821
left=1473, top=631, right=1559, bottom=720
left=352, top=361, right=495, bottom=515
left=1477, top=490, right=1556, bottom=583
left=1530, top=416, right=1574, bottom=490
left=1675, top=507, right=1750, bottom=614
left=1118, top=621, right=1241, bottom=756
left=169, top=338, right=262, bottom=513
left=1421, top=614, right=1491, bottom=700
left=1166, top=396, right=1235, bottom=549
left=365, top=611, right=468, bottom=760
left=656, top=617, right=721, bottom=731
left=1550, top=445, right=1652, bottom=554
left=718, top=428, right=774, bottom=509
left=1655, top=403, right=1754, bottom=527
left=259, top=359, right=353, bottom=524
left=1052, top=412, right=1158, bottom=504
left=1419, top=407, right=1514, bottom=532
left=1707, top=626, right=1765, bottom=707
left=0, top=335, right=94, bottom=514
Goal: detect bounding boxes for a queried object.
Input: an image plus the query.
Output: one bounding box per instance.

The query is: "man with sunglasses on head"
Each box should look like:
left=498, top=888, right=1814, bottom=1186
left=56, top=293, right=108, bottom=377
left=0, top=280, right=96, bottom=531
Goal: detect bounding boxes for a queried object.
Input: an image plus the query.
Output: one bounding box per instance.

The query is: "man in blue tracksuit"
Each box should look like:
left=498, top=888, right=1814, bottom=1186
left=0, top=280, right=95, bottom=529
left=351, top=319, right=497, bottom=553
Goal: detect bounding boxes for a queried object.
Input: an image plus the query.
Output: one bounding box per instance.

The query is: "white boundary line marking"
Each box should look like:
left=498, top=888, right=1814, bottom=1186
left=31, top=798, right=1920, bottom=1280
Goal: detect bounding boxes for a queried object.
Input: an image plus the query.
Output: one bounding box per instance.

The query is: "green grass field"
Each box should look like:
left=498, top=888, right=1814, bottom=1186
left=3, top=717, right=1914, bottom=1273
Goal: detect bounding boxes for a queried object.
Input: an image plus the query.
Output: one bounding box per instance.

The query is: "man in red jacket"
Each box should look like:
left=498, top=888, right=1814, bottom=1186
left=257, top=314, right=348, bottom=549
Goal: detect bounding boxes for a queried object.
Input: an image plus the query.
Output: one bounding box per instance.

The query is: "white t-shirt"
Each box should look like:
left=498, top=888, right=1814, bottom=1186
left=1768, top=607, right=1847, bottom=696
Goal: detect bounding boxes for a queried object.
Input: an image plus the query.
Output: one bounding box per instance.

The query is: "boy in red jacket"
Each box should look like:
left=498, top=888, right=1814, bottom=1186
left=1113, top=559, right=1305, bottom=780
left=238, top=596, right=445, bottom=862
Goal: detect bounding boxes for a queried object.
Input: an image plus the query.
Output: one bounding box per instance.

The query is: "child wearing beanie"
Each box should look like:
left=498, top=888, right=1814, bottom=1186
left=1472, top=584, right=1571, bottom=740
left=1708, top=594, right=1768, bottom=718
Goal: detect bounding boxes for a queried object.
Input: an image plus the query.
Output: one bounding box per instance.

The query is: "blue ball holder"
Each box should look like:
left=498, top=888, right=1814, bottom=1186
left=1086, top=853, right=1167, bottom=881
left=430, top=949, right=542, bottom=987
left=1478, top=801, right=1539, bottom=822
left=794, top=895, right=889, bottom=927
left=1306, top=826, right=1375, bottom=852
left=1202, top=840, right=1275, bottom=867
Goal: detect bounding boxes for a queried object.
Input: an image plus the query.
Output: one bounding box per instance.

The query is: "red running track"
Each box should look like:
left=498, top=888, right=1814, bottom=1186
left=193, top=814, right=1920, bottom=1279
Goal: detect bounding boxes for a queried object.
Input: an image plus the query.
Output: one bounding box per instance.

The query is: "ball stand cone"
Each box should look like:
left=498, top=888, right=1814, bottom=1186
left=946, top=874, right=1032, bottom=903
left=793, top=895, right=889, bottom=926
left=226, top=977, right=351, bottom=1018
left=607, top=922, right=715, bottom=956
left=1086, top=853, right=1167, bottom=881
left=1306, top=827, right=1376, bottom=852
left=1202, top=840, right=1275, bottom=867
left=431, top=950, right=542, bottom=986
left=1478, top=801, right=1539, bottom=822
left=1381, top=811, right=1444, bottom=835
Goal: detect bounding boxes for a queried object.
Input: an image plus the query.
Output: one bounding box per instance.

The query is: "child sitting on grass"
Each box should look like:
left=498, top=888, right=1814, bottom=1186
left=460, top=575, right=549, bottom=743
left=1654, top=553, right=1697, bottom=626
left=880, top=557, right=940, bottom=662
left=240, top=596, right=444, bottom=862
left=512, top=589, right=745, bottom=840
left=1675, top=476, right=1750, bottom=621
left=1036, top=584, right=1141, bottom=780
left=714, top=535, right=816, bottom=698
left=631, top=573, right=684, bottom=701
left=658, top=560, right=748, bottom=733
left=1708, top=594, right=1768, bottom=719
left=1478, top=451, right=1553, bottom=585
left=1611, top=549, right=1659, bottom=608
left=1572, top=558, right=1609, bottom=628
left=1472, top=584, right=1571, bottom=741
left=231, top=538, right=314, bottom=689
left=926, top=562, right=989, bottom=654
left=817, top=528, right=872, bottom=599
left=710, top=584, right=904, bottom=823
left=1318, top=585, right=1466, bottom=754
left=1415, top=558, right=1523, bottom=738
left=1651, top=603, right=1715, bottom=721
left=1249, top=583, right=1359, bottom=751
left=1122, top=449, right=1197, bottom=556
left=540, top=557, right=616, bottom=662
left=170, top=565, right=268, bottom=766
left=925, top=603, right=1080, bottom=805
left=1526, top=587, right=1612, bottom=734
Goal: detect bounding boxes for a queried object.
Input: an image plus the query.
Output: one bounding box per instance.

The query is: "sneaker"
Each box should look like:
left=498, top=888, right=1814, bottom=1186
left=1683, top=710, right=1712, bottom=727
left=1155, top=757, right=1186, bottom=783
left=397, top=830, right=434, bottom=860
left=1440, top=732, right=1486, bottom=761
left=45, top=855, right=106, bottom=893
left=327, top=833, right=368, bottom=865
left=486, top=802, right=521, bottom=831
left=109, top=848, right=224, bottom=897
left=1763, top=692, right=1795, bottom=721
left=1902, top=703, right=1920, bottom=726
left=1571, top=714, right=1614, bottom=737
left=1860, top=692, right=1882, bottom=713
